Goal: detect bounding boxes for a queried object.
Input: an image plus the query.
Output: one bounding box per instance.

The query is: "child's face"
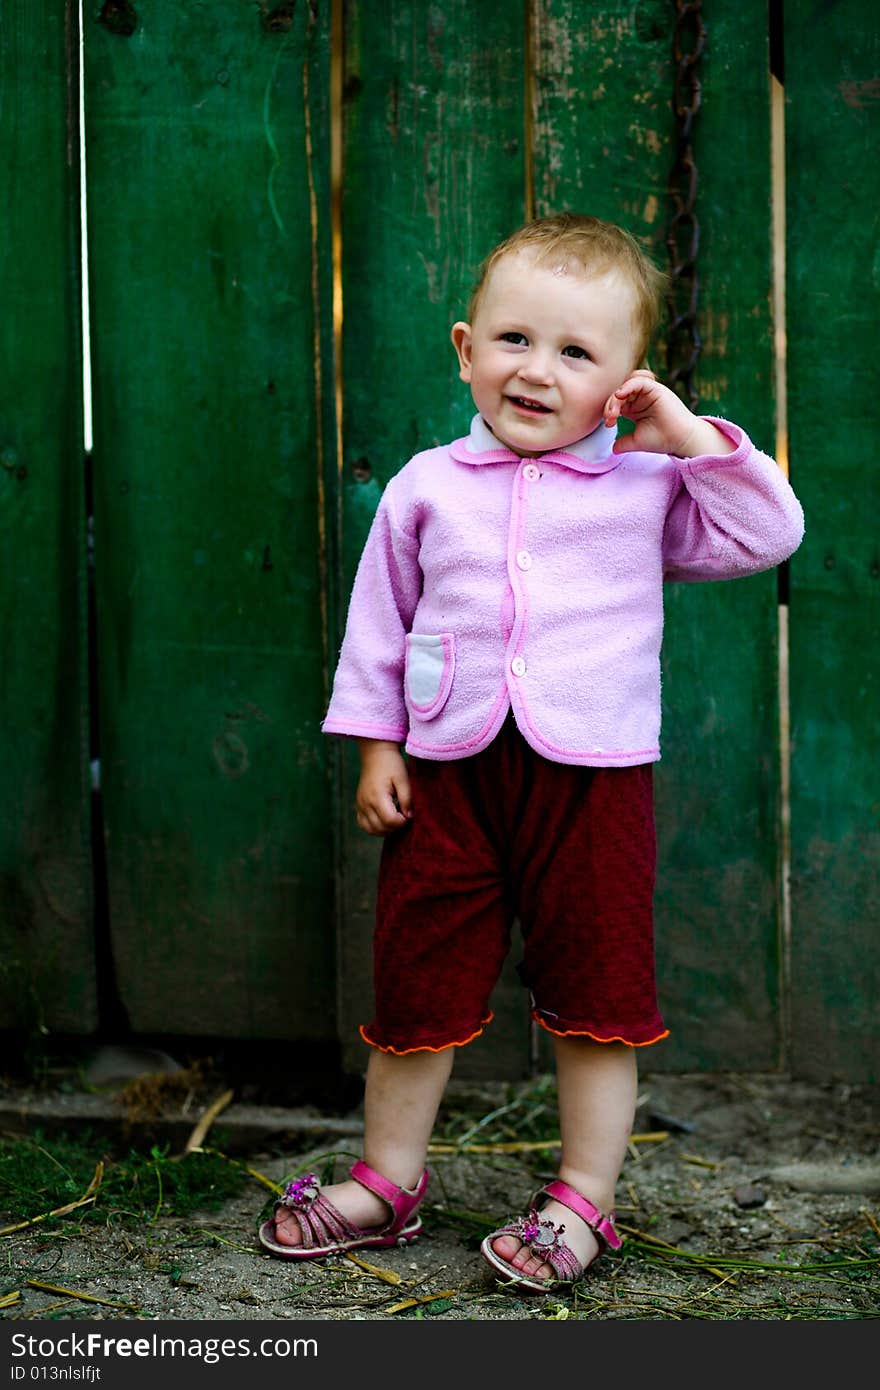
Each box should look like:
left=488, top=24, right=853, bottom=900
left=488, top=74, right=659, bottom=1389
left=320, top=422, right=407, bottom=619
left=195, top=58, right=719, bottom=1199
left=451, top=250, right=640, bottom=455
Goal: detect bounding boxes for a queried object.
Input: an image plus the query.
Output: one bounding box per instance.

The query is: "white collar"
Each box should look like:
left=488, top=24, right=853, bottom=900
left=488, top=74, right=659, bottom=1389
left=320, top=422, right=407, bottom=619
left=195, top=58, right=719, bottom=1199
left=451, top=414, right=620, bottom=475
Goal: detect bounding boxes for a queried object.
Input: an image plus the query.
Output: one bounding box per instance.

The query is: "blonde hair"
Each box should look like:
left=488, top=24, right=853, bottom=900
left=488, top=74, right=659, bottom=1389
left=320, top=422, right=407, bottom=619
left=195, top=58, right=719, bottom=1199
left=467, top=213, right=667, bottom=367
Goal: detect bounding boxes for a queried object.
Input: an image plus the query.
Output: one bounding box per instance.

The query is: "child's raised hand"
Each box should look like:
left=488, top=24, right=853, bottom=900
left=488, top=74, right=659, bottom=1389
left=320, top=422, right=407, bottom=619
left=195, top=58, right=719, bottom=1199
left=604, top=375, right=735, bottom=458
left=355, top=739, right=414, bottom=836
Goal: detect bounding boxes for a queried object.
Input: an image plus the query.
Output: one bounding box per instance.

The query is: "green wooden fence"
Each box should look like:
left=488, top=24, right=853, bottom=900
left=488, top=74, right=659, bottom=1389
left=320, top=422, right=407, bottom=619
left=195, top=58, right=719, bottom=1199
left=1, top=1, right=93, bottom=1035
left=1, top=1, right=876, bottom=1083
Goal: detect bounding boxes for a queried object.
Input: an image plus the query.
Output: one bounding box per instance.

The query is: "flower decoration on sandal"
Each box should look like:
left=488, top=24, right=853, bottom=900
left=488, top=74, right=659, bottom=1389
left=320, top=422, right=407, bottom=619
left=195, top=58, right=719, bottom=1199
left=515, top=1210, right=566, bottom=1258
left=280, top=1174, right=320, bottom=1208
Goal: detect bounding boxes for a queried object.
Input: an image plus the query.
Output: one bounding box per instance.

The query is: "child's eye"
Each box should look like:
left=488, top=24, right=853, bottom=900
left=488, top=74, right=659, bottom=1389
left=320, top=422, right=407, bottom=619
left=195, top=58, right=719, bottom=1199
left=562, top=344, right=590, bottom=359
left=499, top=332, right=528, bottom=345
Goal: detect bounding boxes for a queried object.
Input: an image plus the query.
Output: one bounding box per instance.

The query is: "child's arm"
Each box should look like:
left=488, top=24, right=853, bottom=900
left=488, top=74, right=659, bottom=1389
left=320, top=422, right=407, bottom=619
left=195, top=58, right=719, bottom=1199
left=604, top=376, right=736, bottom=458
left=355, top=738, right=413, bottom=836
left=603, top=375, right=804, bottom=580
left=322, top=486, right=421, bottom=744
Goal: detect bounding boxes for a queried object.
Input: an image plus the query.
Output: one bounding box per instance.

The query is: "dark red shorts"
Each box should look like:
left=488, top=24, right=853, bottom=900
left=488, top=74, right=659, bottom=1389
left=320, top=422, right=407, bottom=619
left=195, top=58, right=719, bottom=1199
left=361, top=713, right=668, bottom=1054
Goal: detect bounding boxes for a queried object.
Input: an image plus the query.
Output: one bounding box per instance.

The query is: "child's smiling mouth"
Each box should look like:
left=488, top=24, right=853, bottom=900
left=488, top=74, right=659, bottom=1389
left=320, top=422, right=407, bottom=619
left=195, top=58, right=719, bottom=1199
left=509, top=395, right=552, bottom=413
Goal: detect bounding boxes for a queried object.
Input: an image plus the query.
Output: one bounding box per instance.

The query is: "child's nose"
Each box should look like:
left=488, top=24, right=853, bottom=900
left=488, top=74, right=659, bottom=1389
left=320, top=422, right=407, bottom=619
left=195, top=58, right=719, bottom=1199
left=517, top=351, right=554, bottom=385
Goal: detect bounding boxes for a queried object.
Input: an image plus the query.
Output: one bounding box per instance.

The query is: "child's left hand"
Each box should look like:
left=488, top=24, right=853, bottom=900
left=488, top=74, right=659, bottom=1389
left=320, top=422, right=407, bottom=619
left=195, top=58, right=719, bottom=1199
left=604, top=375, right=735, bottom=458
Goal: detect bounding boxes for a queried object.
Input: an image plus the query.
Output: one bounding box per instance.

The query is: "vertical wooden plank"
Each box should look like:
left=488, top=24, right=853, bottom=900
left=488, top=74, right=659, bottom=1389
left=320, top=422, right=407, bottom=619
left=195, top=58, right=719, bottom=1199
left=655, top=6, right=781, bottom=1071
left=84, top=2, right=337, bottom=1039
left=533, top=2, right=782, bottom=1070
left=0, top=1, right=95, bottom=1032
left=532, top=0, right=674, bottom=241
left=336, top=0, right=529, bottom=1077
left=786, top=2, right=879, bottom=1080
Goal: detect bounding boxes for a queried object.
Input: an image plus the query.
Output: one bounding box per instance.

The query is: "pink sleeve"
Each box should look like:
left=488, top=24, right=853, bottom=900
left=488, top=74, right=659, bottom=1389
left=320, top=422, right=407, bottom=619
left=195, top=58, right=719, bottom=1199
left=662, top=418, right=805, bottom=582
left=322, top=485, right=422, bottom=740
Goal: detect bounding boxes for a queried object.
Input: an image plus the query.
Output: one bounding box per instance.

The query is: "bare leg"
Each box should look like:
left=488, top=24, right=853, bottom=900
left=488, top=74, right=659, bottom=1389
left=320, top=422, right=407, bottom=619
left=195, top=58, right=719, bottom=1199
left=272, top=1045, right=454, bottom=1246
left=490, top=1037, right=637, bottom=1280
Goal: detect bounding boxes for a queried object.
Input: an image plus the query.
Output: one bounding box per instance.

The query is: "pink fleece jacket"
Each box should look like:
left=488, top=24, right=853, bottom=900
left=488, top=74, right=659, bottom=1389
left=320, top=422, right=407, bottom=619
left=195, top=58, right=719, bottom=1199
left=322, top=414, right=804, bottom=766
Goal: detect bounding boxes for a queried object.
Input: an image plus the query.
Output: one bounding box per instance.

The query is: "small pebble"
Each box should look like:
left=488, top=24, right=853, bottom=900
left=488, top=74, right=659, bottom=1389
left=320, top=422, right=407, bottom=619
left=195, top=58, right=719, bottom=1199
left=734, top=1183, right=767, bottom=1209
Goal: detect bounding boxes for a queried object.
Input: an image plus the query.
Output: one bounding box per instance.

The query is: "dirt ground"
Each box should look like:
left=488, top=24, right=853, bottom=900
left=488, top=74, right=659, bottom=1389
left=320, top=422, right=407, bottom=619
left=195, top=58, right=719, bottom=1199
left=1, top=1067, right=878, bottom=1324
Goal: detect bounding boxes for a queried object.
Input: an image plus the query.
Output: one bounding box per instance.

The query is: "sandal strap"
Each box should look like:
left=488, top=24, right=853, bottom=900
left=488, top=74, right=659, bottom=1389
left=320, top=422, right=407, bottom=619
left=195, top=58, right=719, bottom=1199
left=540, top=1179, right=622, bottom=1251
left=275, top=1183, right=364, bottom=1251
left=295, top=1192, right=360, bottom=1249
left=350, top=1159, right=429, bottom=1226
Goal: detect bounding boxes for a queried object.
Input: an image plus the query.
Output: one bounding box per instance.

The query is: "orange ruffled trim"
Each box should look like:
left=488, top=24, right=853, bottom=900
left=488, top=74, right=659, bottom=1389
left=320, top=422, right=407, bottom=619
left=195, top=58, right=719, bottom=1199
left=533, top=1012, right=670, bottom=1048
left=359, top=1012, right=494, bottom=1056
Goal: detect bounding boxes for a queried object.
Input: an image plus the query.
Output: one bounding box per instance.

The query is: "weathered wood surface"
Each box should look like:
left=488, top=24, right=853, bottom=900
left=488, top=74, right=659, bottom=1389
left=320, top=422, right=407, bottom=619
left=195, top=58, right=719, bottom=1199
left=650, top=4, right=782, bottom=1072
left=83, top=2, right=337, bottom=1037
left=786, top=0, right=879, bottom=1081
left=0, top=0, right=95, bottom=1031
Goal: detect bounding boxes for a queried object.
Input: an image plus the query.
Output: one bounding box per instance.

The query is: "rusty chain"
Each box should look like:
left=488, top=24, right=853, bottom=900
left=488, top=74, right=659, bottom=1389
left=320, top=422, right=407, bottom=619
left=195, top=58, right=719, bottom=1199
left=665, top=0, right=706, bottom=411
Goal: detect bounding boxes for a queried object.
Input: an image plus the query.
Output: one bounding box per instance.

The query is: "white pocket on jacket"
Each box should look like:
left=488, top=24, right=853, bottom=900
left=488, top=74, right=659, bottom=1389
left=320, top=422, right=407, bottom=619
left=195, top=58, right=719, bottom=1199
left=404, top=632, right=456, bottom=720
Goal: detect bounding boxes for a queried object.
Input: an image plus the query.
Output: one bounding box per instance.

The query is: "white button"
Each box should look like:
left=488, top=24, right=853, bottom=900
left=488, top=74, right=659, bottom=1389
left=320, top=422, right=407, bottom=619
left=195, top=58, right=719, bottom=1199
left=511, top=656, right=526, bottom=677
left=523, top=463, right=540, bottom=481
left=516, top=550, right=532, bottom=571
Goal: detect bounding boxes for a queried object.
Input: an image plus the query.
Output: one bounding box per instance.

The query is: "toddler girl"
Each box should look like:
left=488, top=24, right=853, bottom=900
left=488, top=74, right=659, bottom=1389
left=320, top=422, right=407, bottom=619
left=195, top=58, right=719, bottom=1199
left=258, top=213, right=804, bottom=1290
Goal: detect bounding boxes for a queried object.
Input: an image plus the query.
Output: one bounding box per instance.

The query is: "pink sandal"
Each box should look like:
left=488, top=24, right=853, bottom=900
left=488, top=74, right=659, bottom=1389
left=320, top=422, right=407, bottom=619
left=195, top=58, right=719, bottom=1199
left=258, top=1159, right=429, bottom=1260
left=480, top=1179, right=622, bottom=1292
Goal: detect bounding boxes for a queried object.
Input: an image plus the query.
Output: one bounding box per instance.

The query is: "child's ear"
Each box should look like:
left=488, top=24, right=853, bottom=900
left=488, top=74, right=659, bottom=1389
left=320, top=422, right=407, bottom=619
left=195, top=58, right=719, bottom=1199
left=451, top=321, right=473, bottom=381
